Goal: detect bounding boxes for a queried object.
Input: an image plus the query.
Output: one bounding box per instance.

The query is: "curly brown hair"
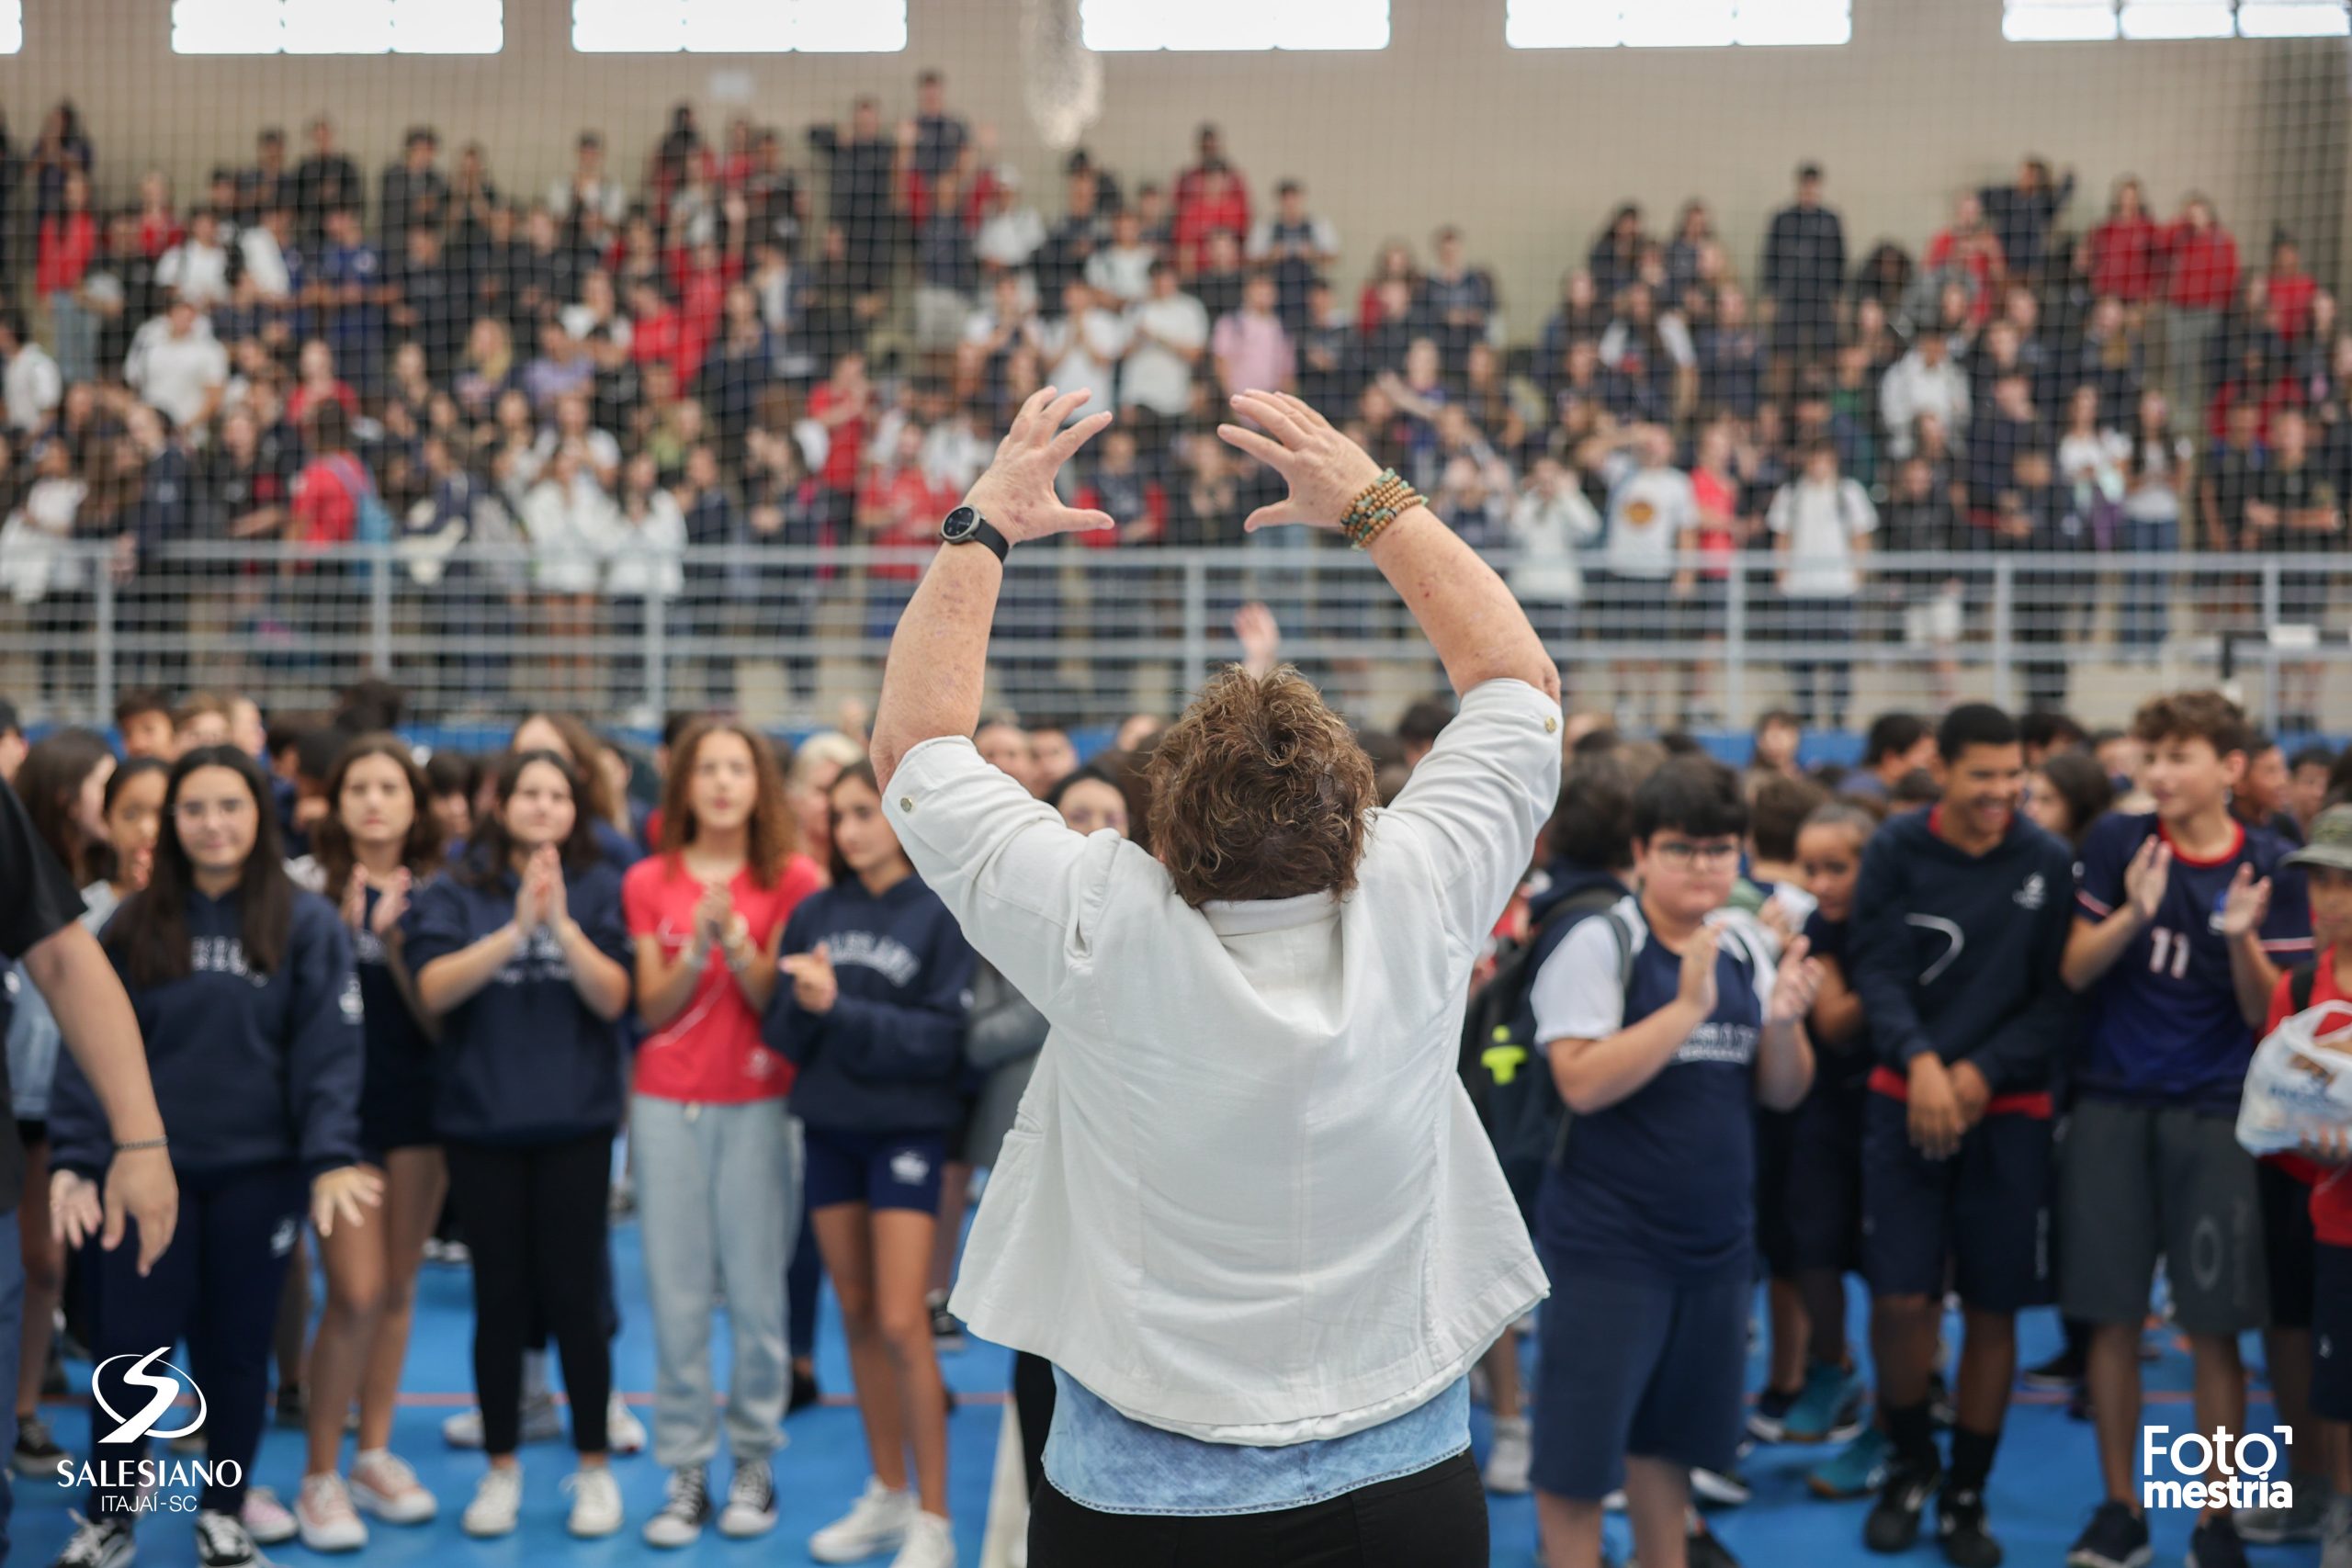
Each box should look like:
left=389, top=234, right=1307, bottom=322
left=1146, top=666, right=1376, bottom=908
left=2132, top=689, right=2253, bottom=761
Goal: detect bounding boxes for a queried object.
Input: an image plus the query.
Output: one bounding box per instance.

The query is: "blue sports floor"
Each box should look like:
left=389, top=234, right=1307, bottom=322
left=8, top=1217, right=2321, bottom=1568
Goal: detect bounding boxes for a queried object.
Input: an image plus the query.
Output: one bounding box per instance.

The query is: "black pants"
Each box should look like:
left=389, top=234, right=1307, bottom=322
left=1012, top=1350, right=1057, bottom=1500
left=446, top=1134, right=613, bottom=1455
left=1029, top=1448, right=1487, bottom=1568
left=89, top=1163, right=304, bottom=1519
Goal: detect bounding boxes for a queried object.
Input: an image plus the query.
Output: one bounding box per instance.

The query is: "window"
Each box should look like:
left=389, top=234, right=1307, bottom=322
left=2003, top=0, right=2348, bottom=37
left=1505, top=0, right=1850, bottom=48
left=172, top=0, right=501, bottom=52
left=1080, top=0, right=1389, bottom=51
left=0, top=3, right=19, bottom=54
left=571, top=0, right=906, bottom=51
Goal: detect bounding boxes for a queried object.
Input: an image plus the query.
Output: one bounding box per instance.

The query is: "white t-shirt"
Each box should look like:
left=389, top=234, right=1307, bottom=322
left=1122, top=293, right=1209, bottom=417
left=1604, top=466, right=1698, bottom=581
left=156, top=241, right=233, bottom=310
left=237, top=228, right=292, bottom=301
left=1028, top=310, right=1131, bottom=421
left=130, top=327, right=230, bottom=430
left=1084, top=244, right=1158, bottom=306
left=5, top=344, right=61, bottom=433
left=1530, top=897, right=1778, bottom=1045
left=1766, top=476, right=1877, bottom=598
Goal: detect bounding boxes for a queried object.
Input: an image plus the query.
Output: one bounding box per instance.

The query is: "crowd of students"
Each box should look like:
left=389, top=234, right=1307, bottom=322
left=6, top=661, right=2352, bottom=1568
left=1483, top=694, right=2352, bottom=1568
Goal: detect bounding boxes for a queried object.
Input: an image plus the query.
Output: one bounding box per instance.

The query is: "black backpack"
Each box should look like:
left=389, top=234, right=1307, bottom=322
left=1462, top=886, right=1633, bottom=1218
left=2290, top=963, right=2319, bottom=1013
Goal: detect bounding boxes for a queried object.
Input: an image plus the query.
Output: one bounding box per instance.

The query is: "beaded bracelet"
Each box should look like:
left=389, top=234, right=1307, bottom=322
left=1341, top=468, right=1424, bottom=550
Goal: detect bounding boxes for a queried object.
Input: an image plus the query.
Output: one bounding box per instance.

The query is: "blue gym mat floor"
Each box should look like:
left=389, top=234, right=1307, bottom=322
left=8, top=1214, right=2315, bottom=1567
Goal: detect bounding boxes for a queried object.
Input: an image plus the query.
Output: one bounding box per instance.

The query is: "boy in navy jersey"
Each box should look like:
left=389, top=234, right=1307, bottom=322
left=2059, top=691, right=2311, bottom=1568
left=1849, top=704, right=2077, bottom=1567
left=1529, top=760, right=1821, bottom=1568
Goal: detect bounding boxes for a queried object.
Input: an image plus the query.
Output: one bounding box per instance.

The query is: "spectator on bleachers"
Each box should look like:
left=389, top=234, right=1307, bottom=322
left=1588, top=203, right=1645, bottom=303
left=2160, top=193, right=2239, bottom=422
left=1171, top=123, right=1250, bottom=277
left=379, top=129, right=447, bottom=254
left=1881, top=328, right=1970, bottom=459
left=1212, top=269, right=1294, bottom=403
left=1504, top=454, right=1602, bottom=642
left=0, top=309, right=61, bottom=434
left=548, top=131, right=627, bottom=232
left=156, top=209, right=232, bottom=313
left=2087, top=175, right=2160, bottom=307
left=1769, top=438, right=1876, bottom=731
left=1419, top=225, right=1498, bottom=377
left=2200, top=395, right=2266, bottom=553
left=2115, top=389, right=2189, bottom=653
left=35, top=169, right=97, bottom=384
left=1115, top=258, right=1206, bottom=444
left=1979, top=156, right=2073, bottom=286
left=125, top=296, right=227, bottom=435
left=28, top=101, right=92, bottom=227
left=389, top=224, right=464, bottom=381
left=1761, top=162, right=1844, bottom=374
left=293, top=116, right=363, bottom=246
left=808, top=97, right=900, bottom=300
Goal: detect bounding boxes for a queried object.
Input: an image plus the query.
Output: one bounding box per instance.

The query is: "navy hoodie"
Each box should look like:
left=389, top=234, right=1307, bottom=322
left=764, top=873, right=977, bottom=1135
left=1847, top=807, right=2077, bottom=1097
left=51, top=888, right=363, bottom=1180
left=399, top=861, right=631, bottom=1145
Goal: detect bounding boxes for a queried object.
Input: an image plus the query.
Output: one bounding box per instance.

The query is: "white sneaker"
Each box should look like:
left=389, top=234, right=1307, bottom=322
left=718, top=1457, right=779, bottom=1540
left=293, top=1473, right=368, bottom=1552
left=461, top=1466, right=525, bottom=1538
left=347, top=1450, right=436, bottom=1524
left=2324, top=1495, right=2352, bottom=1568
left=889, top=1511, right=956, bottom=1568
left=193, top=1508, right=271, bottom=1568
left=1483, top=1415, right=1532, bottom=1495
left=809, top=1478, right=918, bottom=1563
left=563, top=1466, right=624, bottom=1539
left=605, top=1393, right=647, bottom=1455
left=443, top=1393, right=562, bottom=1450
left=239, top=1487, right=297, bottom=1546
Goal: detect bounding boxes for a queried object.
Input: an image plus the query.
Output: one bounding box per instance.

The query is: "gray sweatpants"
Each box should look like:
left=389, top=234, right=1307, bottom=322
left=632, top=1093, right=800, bottom=1468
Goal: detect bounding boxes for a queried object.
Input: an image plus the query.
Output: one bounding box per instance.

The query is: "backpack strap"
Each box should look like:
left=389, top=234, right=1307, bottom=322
left=1546, top=908, right=1638, bottom=1169
left=2291, top=963, right=2319, bottom=1015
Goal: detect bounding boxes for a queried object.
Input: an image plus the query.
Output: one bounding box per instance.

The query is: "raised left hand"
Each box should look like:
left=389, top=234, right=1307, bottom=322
left=1765, top=936, right=1821, bottom=1026
left=2219, top=864, right=2272, bottom=939
left=960, top=386, right=1116, bottom=545
left=311, top=1165, right=386, bottom=1238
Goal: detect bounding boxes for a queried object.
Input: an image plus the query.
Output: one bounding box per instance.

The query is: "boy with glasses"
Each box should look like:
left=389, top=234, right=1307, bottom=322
left=1849, top=703, right=2078, bottom=1567
left=1529, top=758, right=1822, bottom=1568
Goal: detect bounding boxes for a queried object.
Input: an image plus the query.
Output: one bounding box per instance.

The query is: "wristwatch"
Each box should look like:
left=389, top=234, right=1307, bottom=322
left=940, top=505, right=1010, bottom=563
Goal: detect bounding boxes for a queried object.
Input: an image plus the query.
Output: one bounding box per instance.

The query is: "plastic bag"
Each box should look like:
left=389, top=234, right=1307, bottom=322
left=2236, top=1001, right=2352, bottom=1157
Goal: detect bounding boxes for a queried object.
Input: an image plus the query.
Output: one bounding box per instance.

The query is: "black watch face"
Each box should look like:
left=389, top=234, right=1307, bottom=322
left=942, top=506, right=980, bottom=543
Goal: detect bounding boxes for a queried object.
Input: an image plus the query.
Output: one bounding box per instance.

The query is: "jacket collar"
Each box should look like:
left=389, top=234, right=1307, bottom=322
left=1197, top=890, right=1340, bottom=938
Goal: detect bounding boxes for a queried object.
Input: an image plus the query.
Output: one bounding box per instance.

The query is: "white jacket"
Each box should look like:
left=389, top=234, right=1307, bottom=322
left=520, top=475, right=619, bottom=594
left=1507, top=485, right=1603, bottom=604
left=884, top=678, right=1562, bottom=1444
left=605, top=492, right=685, bottom=598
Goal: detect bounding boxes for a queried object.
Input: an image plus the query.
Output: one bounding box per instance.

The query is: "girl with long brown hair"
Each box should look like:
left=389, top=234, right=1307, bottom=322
left=626, top=721, right=822, bottom=1546
left=285, top=734, right=447, bottom=1548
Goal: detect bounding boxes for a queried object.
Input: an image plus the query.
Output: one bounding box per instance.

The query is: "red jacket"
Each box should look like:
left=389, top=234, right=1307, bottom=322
left=2271, top=269, right=2318, bottom=341
left=2087, top=214, right=2160, bottom=303
left=2163, top=220, right=2239, bottom=311
left=35, top=211, right=96, bottom=296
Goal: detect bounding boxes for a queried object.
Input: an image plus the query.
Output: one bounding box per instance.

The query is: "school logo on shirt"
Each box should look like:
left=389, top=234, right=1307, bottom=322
left=190, top=936, right=267, bottom=987
left=2209, top=889, right=2233, bottom=934
left=338, top=975, right=364, bottom=1021
left=270, top=1217, right=299, bottom=1258
left=890, top=1148, right=933, bottom=1188
left=2015, top=874, right=2047, bottom=911
left=825, top=931, right=920, bottom=988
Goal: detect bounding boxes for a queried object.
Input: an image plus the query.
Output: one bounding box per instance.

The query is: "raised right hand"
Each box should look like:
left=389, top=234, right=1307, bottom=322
left=1215, top=390, right=1386, bottom=534
left=2124, top=836, right=2173, bottom=924
left=1676, top=925, right=1722, bottom=1016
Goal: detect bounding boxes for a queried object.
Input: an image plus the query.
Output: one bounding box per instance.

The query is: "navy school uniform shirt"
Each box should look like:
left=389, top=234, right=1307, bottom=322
left=1528, top=896, right=1780, bottom=1283
left=763, top=872, right=978, bottom=1136
left=49, top=888, right=364, bottom=1182
left=2073, top=812, right=2312, bottom=1112
left=354, top=876, right=438, bottom=1150
left=398, top=861, right=631, bottom=1146
left=0, top=778, right=94, bottom=1211
left=1847, top=806, right=2078, bottom=1103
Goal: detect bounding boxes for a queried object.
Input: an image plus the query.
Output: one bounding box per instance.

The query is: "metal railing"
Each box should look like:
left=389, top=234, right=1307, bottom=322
left=0, top=542, right=2344, bottom=733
